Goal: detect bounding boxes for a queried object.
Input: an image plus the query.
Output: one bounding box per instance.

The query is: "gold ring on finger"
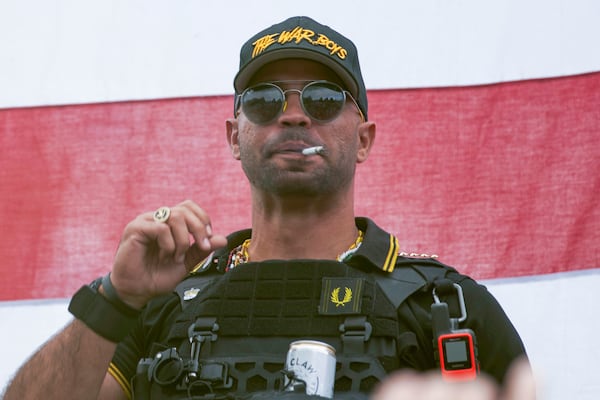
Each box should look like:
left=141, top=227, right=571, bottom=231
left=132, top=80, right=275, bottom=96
left=153, top=206, right=171, bottom=223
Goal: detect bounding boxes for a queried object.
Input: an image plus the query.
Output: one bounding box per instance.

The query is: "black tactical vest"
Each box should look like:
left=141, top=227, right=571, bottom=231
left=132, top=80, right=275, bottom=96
left=131, top=258, right=454, bottom=399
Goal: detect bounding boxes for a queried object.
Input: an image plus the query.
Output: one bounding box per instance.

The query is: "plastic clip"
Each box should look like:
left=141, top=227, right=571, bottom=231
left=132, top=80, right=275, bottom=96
left=433, top=283, right=467, bottom=328
left=187, top=318, right=219, bottom=380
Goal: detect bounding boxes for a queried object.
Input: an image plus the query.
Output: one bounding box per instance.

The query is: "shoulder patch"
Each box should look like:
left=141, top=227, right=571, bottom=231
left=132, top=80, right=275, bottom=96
left=182, top=287, right=201, bottom=301
left=319, top=277, right=364, bottom=315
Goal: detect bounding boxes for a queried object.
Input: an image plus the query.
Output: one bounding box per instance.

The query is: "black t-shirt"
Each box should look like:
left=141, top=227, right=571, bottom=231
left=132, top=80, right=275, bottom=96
left=110, top=218, right=527, bottom=397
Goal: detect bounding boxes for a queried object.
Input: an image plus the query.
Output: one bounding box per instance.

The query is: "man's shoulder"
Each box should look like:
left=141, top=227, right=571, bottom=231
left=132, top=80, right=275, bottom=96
left=393, top=254, right=458, bottom=276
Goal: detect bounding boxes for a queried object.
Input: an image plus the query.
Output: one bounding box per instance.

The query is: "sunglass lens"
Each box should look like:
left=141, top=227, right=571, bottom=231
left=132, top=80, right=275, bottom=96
left=302, top=82, right=345, bottom=121
left=241, top=84, right=283, bottom=124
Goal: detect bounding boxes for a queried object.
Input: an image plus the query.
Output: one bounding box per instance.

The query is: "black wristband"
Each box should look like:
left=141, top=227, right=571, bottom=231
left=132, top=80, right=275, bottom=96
left=101, top=272, right=138, bottom=312
left=68, top=279, right=141, bottom=343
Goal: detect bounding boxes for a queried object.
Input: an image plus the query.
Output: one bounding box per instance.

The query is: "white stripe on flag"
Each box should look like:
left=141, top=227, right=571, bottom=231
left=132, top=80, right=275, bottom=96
left=1, top=0, right=600, bottom=108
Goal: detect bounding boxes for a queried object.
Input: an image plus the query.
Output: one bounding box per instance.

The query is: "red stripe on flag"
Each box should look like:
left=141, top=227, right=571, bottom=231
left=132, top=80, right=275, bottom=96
left=1, top=73, right=598, bottom=301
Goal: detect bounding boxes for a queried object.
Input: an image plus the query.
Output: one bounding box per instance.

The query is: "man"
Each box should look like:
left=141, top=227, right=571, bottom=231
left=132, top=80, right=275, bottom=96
left=3, top=16, right=527, bottom=400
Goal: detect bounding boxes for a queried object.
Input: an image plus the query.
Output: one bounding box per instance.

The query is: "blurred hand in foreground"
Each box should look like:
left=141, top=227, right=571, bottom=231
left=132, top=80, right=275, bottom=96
left=372, top=357, right=535, bottom=400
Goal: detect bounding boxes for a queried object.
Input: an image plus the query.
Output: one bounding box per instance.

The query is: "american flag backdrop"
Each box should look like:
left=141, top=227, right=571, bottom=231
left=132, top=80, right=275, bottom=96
left=1, top=1, right=599, bottom=399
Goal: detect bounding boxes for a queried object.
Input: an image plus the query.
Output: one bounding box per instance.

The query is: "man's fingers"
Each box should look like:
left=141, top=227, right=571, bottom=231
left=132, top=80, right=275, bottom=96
left=179, top=200, right=217, bottom=251
left=146, top=201, right=207, bottom=260
left=501, top=357, right=537, bottom=400
left=162, top=209, right=194, bottom=263
left=184, top=234, right=229, bottom=270
left=371, top=372, right=423, bottom=399
left=146, top=200, right=227, bottom=266
left=372, top=371, right=498, bottom=400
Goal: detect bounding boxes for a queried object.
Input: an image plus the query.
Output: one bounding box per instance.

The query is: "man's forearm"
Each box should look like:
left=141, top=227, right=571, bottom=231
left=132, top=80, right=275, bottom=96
left=3, top=319, right=117, bottom=400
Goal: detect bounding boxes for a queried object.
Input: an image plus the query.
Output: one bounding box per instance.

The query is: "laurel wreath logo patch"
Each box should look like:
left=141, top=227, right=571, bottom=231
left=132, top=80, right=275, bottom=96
left=319, top=277, right=363, bottom=314
left=330, top=287, right=352, bottom=307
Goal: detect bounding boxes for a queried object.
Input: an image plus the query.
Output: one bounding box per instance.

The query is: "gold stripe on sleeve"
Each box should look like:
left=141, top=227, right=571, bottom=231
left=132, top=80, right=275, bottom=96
left=108, top=362, right=132, bottom=400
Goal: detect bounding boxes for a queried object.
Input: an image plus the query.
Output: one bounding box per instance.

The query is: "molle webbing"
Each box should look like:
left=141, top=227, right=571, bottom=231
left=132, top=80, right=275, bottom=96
left=133, top=260, right=455, bottom=398
left=167, top=261, right=400, bottom=345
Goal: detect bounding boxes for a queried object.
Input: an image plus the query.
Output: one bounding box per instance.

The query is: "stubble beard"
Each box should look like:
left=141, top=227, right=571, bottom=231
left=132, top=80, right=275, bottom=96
left=240, top=146, right=356, bottom=197
left=248, top=163, right=353, bottom=197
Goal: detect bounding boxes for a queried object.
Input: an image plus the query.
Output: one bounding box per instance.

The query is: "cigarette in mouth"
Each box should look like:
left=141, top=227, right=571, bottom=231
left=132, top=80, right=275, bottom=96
left=301, top=146, right=325, bottom=155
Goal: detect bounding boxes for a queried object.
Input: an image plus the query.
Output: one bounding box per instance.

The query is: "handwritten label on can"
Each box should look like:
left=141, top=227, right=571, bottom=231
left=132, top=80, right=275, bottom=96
left=284, top=340, right=336, bottom=398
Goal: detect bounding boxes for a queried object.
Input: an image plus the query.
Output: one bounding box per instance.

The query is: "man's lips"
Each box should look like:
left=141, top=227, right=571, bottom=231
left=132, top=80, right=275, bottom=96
left=269, top=143, right=319, bottom=155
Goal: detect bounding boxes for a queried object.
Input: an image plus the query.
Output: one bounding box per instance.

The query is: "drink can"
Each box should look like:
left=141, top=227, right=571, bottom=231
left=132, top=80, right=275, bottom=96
left=284, top=340, right=336, bottom=398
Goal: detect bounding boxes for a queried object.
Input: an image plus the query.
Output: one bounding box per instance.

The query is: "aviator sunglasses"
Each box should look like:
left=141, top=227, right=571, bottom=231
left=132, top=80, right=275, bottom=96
left=235, top=80, right=364, bottom=125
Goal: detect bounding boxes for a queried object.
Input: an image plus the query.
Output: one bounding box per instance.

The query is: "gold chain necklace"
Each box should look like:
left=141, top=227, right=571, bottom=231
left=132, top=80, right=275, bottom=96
left=227, top=230, right=364, bottom=271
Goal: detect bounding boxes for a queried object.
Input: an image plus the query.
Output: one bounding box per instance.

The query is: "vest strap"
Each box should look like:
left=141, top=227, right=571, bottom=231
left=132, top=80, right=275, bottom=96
left=187, top=317, right=219, bottom=379
left=339, top=316, right=372, bottom=354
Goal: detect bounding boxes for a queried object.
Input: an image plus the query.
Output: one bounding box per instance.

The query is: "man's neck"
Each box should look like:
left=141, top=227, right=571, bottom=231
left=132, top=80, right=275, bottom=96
left=247, top=193, right=359, bottom=261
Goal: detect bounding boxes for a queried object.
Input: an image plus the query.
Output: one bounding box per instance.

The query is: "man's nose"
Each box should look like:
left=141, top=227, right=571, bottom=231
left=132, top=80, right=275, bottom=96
left=278, top=91, right=311, bottom=126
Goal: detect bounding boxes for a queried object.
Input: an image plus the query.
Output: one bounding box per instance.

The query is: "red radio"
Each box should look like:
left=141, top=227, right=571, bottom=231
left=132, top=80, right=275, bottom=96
left=431, top=283, right=479, bottom=382
left=437, top=329, right=479, bottom=381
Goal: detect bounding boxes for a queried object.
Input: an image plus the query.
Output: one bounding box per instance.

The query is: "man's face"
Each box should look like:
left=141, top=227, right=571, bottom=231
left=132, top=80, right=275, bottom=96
left=231, top=59, right=367, bottom=199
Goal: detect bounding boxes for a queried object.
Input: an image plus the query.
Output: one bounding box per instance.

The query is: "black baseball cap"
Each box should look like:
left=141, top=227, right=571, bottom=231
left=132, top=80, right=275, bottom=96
left=234, top=16, right=368, bottom=120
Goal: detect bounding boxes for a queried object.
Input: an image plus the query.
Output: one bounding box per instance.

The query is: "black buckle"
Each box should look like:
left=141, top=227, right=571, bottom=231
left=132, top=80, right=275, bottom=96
left=183, top=361, right=233, bottom=395
left=187, top=318, right=220, bottom=380
left=339, top=316, right=372, bottom=353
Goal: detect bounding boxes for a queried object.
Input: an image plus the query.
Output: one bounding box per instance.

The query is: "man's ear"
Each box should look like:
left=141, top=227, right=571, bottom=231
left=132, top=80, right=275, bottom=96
left=226, top=118, right=241, bottom=160
left=356, top=121, right=376, bottom=163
